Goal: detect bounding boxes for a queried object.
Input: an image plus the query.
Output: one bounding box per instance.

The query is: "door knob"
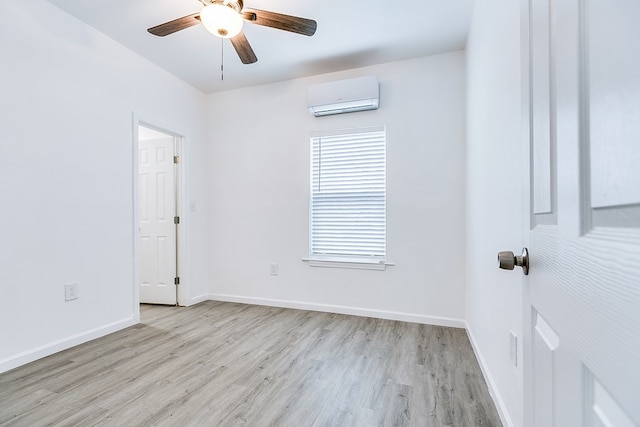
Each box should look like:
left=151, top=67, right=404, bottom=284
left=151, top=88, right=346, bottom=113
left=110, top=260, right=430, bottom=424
left=498, top=248, right=529, bottom=275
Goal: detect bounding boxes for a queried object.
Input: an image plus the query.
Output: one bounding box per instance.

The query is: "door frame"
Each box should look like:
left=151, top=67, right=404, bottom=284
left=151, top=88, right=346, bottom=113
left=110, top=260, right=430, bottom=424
left=132, top=114, right=186, bottom=313
left=520, top=0, right=534, bottom=424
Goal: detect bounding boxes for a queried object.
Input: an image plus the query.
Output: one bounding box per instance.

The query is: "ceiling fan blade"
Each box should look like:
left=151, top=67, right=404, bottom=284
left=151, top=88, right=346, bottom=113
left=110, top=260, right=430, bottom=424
left=230, top=31, right=258, bottom=64
left=147, top=13, right=201, bottom=37
left=242, top=9, right=317, bottom=36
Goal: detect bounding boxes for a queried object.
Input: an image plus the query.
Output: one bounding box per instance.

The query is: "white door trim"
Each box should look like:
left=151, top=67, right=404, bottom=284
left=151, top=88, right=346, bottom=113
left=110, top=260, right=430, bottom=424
left=520, top=0, right=533, bottom=425
left=132, top=114, right=187, bottom=310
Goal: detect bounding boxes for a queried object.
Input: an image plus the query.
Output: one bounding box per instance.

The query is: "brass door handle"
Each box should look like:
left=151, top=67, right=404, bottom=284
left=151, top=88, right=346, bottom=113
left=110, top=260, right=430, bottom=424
left=498, top=248, right=529, bottom=275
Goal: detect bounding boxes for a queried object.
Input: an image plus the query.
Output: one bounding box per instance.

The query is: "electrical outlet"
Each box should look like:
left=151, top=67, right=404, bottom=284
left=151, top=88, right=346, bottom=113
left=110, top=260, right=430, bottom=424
left=65, top=283, right=79, bottom=301
left=270, top=263, right=279, bottom=276
left=510, top=331, right=518, bottom=367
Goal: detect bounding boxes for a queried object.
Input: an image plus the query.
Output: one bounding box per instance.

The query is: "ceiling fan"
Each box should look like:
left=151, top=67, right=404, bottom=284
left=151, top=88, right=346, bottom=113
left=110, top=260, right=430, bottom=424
left=147, top=0, right=317, bottom=64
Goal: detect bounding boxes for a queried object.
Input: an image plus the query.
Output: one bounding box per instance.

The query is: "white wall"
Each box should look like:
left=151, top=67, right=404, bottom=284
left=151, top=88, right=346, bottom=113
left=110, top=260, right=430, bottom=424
left=466, top=1, right=524, bottom=425
left=0, top=1, right=209, bottom=373
left=205, top=52, right=468, bottom=325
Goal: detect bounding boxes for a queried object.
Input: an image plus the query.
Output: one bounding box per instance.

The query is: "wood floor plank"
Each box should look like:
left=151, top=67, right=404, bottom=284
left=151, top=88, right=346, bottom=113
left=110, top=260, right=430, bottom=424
left=0, top=301, right=502, bottom=426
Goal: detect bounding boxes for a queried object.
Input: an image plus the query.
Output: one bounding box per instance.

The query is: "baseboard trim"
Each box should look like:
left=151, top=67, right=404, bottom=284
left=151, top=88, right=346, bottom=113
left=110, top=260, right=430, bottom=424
left=206, top=293, right=465, bottom=328
left=186, top=293, right=211, bottom=307
left=465, top=322, right=514, bottom=427
left=0, top=316, right=138, bottom=375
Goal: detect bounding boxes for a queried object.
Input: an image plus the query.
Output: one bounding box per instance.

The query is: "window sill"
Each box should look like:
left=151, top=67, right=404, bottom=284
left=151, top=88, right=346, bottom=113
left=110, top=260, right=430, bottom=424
left=302, top=257, right=394, bottom=271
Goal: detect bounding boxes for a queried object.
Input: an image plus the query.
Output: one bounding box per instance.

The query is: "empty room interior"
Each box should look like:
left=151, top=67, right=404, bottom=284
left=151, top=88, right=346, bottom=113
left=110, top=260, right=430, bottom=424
left=1, top=0, right=639, bottom=426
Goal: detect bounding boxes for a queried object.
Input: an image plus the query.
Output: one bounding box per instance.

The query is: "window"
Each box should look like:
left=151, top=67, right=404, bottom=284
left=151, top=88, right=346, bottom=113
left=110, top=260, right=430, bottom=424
left=309, top=126, right=386, bottom=268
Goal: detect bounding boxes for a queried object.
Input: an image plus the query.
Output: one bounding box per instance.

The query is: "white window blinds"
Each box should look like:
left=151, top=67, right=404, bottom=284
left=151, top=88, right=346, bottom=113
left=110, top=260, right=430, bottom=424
left=310, top=126, right=386, bottom=261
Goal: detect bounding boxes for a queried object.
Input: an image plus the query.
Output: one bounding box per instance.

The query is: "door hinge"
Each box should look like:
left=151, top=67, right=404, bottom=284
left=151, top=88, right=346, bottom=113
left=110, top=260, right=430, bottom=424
left=173, top=155, right=180, bottom=164
left=174, top=216, right=180, bottom=224
left=174, top=277, right=180, bottom=285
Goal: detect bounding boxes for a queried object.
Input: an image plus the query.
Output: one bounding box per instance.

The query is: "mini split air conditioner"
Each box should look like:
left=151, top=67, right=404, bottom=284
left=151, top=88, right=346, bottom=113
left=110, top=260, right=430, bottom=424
left=307, top=75, right=379, bottom=117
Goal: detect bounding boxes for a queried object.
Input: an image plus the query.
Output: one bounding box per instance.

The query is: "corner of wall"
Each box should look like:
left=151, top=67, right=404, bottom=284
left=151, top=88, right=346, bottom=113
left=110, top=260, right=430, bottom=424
left=465, top=321, right=515, bottom=427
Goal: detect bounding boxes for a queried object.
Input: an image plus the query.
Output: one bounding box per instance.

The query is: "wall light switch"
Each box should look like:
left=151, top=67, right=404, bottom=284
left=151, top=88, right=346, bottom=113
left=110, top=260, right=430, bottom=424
left=270, top=263, right=279, bottom=276
left=65, top=283, right=79, bottom=301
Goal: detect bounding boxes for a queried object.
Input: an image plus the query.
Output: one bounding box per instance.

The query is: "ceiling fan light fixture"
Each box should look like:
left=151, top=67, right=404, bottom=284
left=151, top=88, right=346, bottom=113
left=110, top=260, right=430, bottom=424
left=200, top=4, right=243, bottom=38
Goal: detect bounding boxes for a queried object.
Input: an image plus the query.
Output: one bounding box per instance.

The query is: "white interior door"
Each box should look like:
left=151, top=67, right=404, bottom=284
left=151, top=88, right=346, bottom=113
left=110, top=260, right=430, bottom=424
left=139, top=134, right=177, bottom=305
left=522, top=0, right=640, bottom=425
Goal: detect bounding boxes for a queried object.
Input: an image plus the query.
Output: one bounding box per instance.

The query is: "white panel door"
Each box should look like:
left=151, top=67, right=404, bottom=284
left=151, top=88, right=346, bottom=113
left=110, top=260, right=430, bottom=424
left=139, top=137, right=176, bottom=305
left=522, top=0, right=640, bottom=426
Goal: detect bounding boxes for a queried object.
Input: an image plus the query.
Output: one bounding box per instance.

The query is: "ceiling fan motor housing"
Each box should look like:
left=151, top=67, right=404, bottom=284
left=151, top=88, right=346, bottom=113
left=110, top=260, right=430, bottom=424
left=202, top=0, right=243, bottom=13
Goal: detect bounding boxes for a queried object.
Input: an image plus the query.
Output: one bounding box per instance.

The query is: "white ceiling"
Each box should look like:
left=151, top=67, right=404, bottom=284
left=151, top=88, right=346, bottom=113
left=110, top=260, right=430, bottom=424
left=45, top=0, right=475, bottom=94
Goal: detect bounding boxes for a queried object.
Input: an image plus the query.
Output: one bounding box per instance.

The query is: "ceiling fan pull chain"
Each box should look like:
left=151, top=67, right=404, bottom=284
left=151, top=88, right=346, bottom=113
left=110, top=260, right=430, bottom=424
left=221, top=37, right=224, bottom=81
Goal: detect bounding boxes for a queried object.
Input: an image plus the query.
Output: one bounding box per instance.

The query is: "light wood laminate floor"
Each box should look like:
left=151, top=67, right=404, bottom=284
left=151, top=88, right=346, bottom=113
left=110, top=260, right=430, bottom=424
left=0, top=301, right=502, bottom=426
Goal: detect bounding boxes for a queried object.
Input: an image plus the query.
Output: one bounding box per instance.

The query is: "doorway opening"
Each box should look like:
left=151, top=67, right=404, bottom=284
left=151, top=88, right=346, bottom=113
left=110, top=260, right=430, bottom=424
left=136, top=123, right=183, bottom=306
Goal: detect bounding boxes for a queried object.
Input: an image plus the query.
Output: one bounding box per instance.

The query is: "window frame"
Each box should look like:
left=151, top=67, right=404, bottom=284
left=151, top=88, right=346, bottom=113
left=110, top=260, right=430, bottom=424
left=307, top=125, right=387, bottom=270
